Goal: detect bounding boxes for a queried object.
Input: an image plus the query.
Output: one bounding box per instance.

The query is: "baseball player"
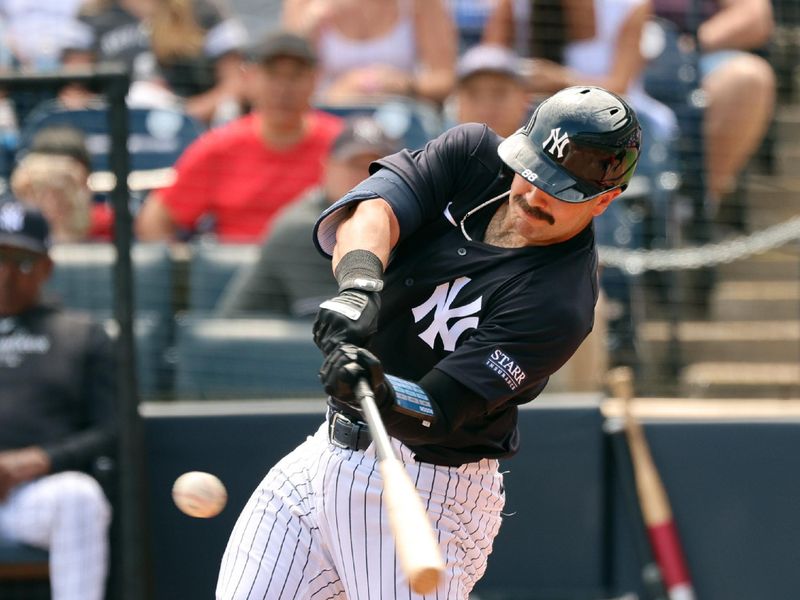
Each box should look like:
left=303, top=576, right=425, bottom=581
left=0, top=201, right=115, bottom=600
left=216, top=86, right=641, bottom=599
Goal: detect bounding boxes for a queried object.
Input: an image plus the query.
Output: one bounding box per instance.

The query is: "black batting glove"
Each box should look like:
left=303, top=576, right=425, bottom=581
left=319, top=343, right=395, bottom=412
left=314, top=289, right=381, bottom=355
left=313, top=250, right=384, bottom=355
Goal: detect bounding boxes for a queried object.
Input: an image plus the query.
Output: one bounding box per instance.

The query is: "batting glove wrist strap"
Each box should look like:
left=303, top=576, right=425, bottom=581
left=334, top=249, right=384, bottom=293
left=315, top=250, right=383, bottom=354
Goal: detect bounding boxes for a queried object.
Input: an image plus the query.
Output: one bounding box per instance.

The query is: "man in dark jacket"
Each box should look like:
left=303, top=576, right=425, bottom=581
left=0, top=200, right=116, bottom=600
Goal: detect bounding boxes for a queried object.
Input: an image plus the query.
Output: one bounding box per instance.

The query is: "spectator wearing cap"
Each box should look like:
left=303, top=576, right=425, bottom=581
left=11, top=126, right=113, bottom=242
left=0, top=201, right=116, bottom=600
left=451, top=43, right=530, bottom=137
left=79, top=0, right=249, bottom=124
left=216, top=116, right=400, bottom=317
left=136, top=30, right=343, bottom=243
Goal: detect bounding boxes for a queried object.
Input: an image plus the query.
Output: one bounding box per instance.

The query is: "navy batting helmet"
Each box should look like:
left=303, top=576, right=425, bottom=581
left=498, top=86, right=641, bottom=203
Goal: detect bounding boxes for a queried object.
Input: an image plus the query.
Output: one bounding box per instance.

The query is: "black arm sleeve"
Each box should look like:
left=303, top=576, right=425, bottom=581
left=381, top=369, right=488, bottom=446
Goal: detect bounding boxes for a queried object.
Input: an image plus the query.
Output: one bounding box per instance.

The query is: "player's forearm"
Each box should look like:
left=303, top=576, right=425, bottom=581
left=41, top=427, right=116, bottom=473
left=331, top=199, right=399, bottom=271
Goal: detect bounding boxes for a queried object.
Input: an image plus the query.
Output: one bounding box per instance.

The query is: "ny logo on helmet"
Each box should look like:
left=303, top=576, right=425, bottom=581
left=543, top=127, right=569, bottom=159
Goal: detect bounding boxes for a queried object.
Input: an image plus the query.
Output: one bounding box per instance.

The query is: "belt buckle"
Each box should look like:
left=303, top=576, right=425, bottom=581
left=329, top=411, right=353, bottom=449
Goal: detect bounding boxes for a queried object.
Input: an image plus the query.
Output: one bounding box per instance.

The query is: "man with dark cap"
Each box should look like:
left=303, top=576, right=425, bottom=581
left=0, top=201, right=116, bottom=600
left=137, top=30, right=343, bottom=243
left=452, top=43, right=531, bottom=138
left=216, top=115, right=400, bottom=317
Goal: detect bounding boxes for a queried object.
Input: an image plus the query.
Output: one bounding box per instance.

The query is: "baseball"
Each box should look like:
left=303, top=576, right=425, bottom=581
left=172, top=471, right=228, bottom=518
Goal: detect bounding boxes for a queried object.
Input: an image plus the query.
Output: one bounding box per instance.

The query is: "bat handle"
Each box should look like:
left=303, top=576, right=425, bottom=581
left=355, top=379, right=394, bottom=463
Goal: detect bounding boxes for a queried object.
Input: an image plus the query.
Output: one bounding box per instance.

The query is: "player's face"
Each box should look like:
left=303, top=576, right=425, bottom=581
left=456, top=72, right=529, bottom=138
left=506, top=174, right=619, bottom=245
left=0, top=246, right=52, bottom=316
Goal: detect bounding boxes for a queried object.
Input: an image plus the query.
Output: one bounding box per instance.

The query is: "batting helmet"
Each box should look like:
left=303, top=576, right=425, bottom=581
left=498, top=86, right=641, bottom=203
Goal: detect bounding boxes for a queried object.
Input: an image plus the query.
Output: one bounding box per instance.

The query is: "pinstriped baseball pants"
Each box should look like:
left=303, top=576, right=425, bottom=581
left=216, top=422, right=505, bottom=600
left=0, top=472, right=111, bottom=600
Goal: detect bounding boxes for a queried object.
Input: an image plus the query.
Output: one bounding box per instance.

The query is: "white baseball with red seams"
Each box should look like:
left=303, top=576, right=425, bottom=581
left=173, top=471, right=228, bottom=518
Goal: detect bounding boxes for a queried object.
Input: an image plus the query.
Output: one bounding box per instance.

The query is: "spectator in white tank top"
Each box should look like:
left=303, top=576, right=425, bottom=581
left=283, top=0, right=458, bottom=104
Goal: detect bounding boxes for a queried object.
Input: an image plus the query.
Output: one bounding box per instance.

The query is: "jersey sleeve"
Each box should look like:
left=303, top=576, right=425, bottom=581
left=313, top=123, right=500, bottom=257
left=157, top=134, right=217, bottom=231
left=434, top=276, right=595, bottom=411
left=42, top=321, right=117, bottom=473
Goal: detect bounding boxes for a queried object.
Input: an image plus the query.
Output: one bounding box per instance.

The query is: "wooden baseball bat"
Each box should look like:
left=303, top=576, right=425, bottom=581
left=605, top=419, right=669, bottom=600
left=355, top=379, right=445, bottom=594
left=607, top=367, right=696, bottom=600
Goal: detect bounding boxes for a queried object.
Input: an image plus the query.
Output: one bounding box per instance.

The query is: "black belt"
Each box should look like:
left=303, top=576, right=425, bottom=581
left=328, top=409, right=372, bottom=451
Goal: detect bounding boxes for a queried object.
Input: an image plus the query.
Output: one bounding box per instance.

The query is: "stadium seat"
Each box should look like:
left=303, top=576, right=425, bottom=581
left=19, top=101, right=204, bottom=172
left=0, top=538, right=49, bottom=598
left=0, top=538, right=48, bottom=575
left=45, top=243, right=175, bottom=397
left=46, top=243, right=173, bottom=319
left=173, top=316, right=322, bottom=399
left=187, top=242, right=259, bottom=312
left=316, top=98, right=445, bottom=150
left=99, top=313, right=171, bottom=398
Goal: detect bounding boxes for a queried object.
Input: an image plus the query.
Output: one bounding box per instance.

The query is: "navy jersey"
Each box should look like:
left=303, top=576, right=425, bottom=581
left=0, top=305, right=116, bottom=472
left=314, top=123, right=599, bottom=464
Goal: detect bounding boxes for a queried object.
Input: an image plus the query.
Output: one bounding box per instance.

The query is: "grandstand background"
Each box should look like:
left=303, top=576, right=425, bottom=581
left=0, top=0, right=798, bottom=599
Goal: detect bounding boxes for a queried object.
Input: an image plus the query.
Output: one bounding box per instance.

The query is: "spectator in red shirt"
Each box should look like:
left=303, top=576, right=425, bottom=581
left=135, top=31, right=343, bottom=243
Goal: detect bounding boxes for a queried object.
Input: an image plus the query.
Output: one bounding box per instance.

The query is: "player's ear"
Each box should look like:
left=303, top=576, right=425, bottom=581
left=591, top=188, right=622, bottom=217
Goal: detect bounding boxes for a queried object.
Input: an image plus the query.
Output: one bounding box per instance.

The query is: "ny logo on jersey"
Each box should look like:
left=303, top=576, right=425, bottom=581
left=542, top=127, right=569, bottom=158
left=411, top=277, right=482, bottom=351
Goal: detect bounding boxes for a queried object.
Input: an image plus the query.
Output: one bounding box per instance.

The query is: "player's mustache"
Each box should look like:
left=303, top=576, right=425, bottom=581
left=512, top=195, right=555, bottom=225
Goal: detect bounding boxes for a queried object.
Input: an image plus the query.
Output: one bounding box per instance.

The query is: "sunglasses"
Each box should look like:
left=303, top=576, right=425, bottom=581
left=0, top=249, right=40, bottom=275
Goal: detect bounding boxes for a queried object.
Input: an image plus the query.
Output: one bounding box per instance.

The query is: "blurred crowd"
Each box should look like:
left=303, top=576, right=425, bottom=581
left=0, top=0, right=780, bottom=247
left=0, top=0, right=786, bottom=389
left=0, top=1, right=791, bottom=597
